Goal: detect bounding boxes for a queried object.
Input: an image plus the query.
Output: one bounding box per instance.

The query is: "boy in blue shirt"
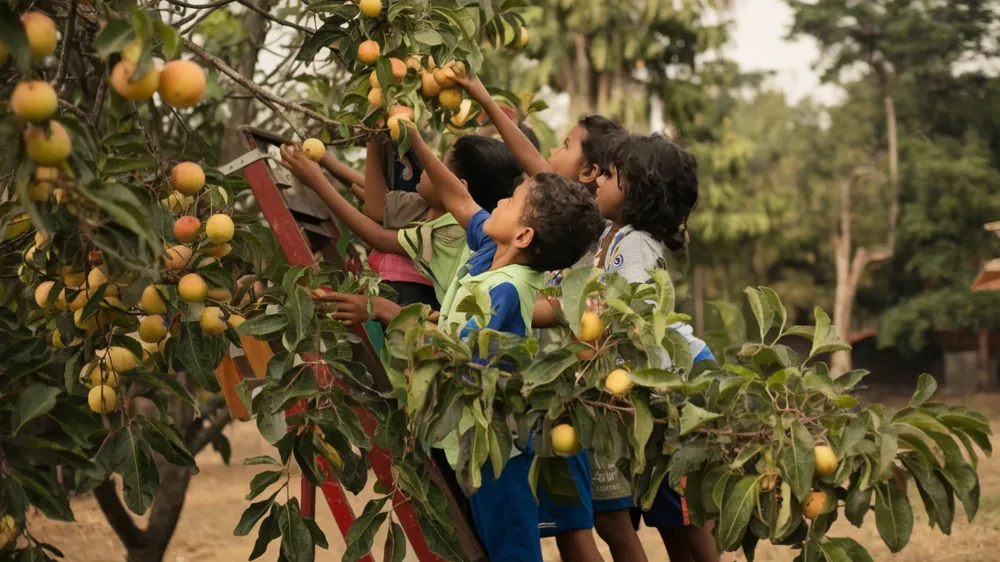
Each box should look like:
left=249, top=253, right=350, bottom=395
left=406, top=124, right=606, bottom=562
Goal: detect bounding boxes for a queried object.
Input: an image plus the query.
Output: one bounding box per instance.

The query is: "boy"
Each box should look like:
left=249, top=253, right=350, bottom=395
left=405, top=124, right=606, bottom=562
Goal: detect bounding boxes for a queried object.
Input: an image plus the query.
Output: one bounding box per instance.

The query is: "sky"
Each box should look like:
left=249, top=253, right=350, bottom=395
left=728, top=0, right=844, bottom=105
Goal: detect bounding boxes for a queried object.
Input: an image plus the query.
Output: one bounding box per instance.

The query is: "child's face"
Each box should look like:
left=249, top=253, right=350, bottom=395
left=415, top=169, right=441, bottom=207
left=484, top=179, right=533, bottom=248
left=548, top=125, right=593, bottom=182
left=595, top=166, right=625, bottom=222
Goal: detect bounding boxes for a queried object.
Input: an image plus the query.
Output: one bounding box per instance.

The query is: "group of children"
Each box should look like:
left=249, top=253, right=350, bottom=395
left=278, top=71, right=721, bottom=562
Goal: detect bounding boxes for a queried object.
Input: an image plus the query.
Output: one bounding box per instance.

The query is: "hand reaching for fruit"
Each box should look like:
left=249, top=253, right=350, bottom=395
left=279, top=144, right=327, bottom=190
left=452, top=70, right=489, bottom=103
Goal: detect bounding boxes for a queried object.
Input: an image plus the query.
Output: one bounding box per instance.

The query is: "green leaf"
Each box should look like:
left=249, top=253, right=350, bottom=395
left=258, top=409, right=288, bottom=445
left=143, top=417, right=198, bottom=468
left=717, top=475, right=758, bottom=551
left=811, top=306, right=832, bottom=357
left=154, top=20, right=180, bottom=59
left=285, top=286, right=315, bottom=349
left=343, top=497, right=390, bottom=562
left=279, top=500, right=315, bottom=562
left=249, top=505, right=281, bottom=560
left=414, top=28, right=445, bottom=46
left=0, top=5, right=30, bottom=73
left=237, top=314, right=289, bottom=337
left=909, top=373, right=937, bottom=407
left=522, top=348, right=578, bottom=388
left=744, top=288, right=774, bottom=342
left=760, top=287, right=787, bottom=336
left=779, top=421, right=815, bottom=502
left=771, top=480, right=801, bottom=542
left=13, top=384, right=61, bottom=435
left=384, top=521, right=406, bottom=562
left=560, top=267, right=601, bottom=338
left=630, top=395, right=654, bottom=473
left=107, top=428, right=159, bottom=515
left=730, top=444, right=764, bottom=470
left=845, top=480, right=872, bottom=527
left=94, top=19, right=135, bottom=58
left=247, top=470, right=284, bottom=501
left=899, top=453, right=954, bottom=535
left=834, top=369, right=869, bottom=392
left=407, top=360, right=443, bottom=417
left=679, top=403, right=722, bottom=436
left=235, top=490, right=279, bottom=536
left=823, top=538, right=874, bottom=562
left=875, top=481, right=913, bottom=553
left=628, top=367, right=683, bottom=390
left=838, top=416, right=867, bottom=458
left=174, top=322, right=226, bottom=392
left=13, top=470, right=74, bottom=522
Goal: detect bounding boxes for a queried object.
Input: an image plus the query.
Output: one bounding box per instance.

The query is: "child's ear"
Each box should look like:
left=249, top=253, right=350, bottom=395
left=579, top=163, right=600, bottom=184
left=512, top=226, right=534, bottom=251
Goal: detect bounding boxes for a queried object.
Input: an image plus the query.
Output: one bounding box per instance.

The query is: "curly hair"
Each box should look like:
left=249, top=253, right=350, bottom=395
left=579, top=115, right=626, bottom=175
left=608, top=133, right=698, bottom=251
left=520, top=172, right=605, bottom=271
left=449, top=135, right=523, bottom=212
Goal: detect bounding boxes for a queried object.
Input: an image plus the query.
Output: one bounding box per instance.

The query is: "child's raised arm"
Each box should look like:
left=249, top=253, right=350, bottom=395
left=362, top=138, right=390, bottom=223
left=454, top=73, right=550, bottom=176
left=407, top=130, right=481, bottom=229
left=319, top=150, right=366, bottom=190
left=279, top=144, right=406, bottom=256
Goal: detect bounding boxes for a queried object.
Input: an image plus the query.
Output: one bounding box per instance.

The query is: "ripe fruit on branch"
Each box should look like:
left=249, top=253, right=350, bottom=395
left=62, top=266, right=85, bottom=288
left=161, top=192, right=193, bottom=213
left=358, top=0, right=381, bottom=17
left=358, top=41, right=380, bottom=65
left=551, top=424, right=582, bottom=456
left=87, top=364, right=118, bottom=388
left=814, top=445, right=838, bottom=476
left=111, top=60, right=160, bottom=101
left=449, top=99, right=474, bottom=128
left=516, top=27, right=530, bottom=48
left=368, top=88, right=384, bottom=109
left=580, top=311, right=605, bottom=342
left=302, top=138, right=325, bottom=162
left=206, top=287, right=233, bottom=302
left=74, top=307, right=101, bottom=331
left=170, top=162, right=205, bottom=196
left=101, top=346, right=138, bottom=373
left=206, top=214, right=234, bottom=244
left=421, top=72, right=442, bottom=97
left=389, top=105, right=414, bottom=120
left=178, top=273, right=208, bottom=303
left=173, top=216, right=201, bottom=244
left=0, top=515, right=17, bottom=550
left=139, top=315, right=167, bottom=343
left=24, top=122, right=72, bottom=166
left=164, top=245, right=193, bottom=271
left=438, top=88, right=462, bottom=110
left=802, top=490, right=827, bottom=520
left=88, top=385, right=118, bottom=414
left=228, top=314, right=246, bottom=329
left=158, top=60, right=206, bottom=108
left=11, top=81, right=57, bottom=122
left=387, top=115, right=412, bottom=141
left=34, top=281, right=63, bottom=311
left=22, top=12, right=58, bottom=62
left=204, top=243, right=231, bottom=258
left=433, top=67, right=457, bottom=88
left=200, top=306, right=226, bottom=335
left=604, top=369, right=633, bottom=396
left=141, top=285, right=168, bottom=314
left=390, top=58, right=407, bottom=82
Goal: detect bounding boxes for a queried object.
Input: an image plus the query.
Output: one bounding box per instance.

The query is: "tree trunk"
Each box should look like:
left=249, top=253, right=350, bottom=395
left=831, top=178, right=855, bottom=376
left=693, top=266, right=705, bottom=337
left=883, top=84, right=899, bottom=249
left=611, top=30, right=623, bottom=120
left=572, top=33, right=591, bottom=116
left=596, top=72, right=610, bottom=115
left=220, top=0, right=280, bottom=163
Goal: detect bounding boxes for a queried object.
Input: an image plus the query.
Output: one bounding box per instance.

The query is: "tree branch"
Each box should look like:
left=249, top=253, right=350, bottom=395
left=236, top=0, right=313, bottom=33
left=93, top=480, right=146, bottom=549
left=189, top=404, right=232, bottom=454
left=58, top=99, right=91, bottom=124
left=54, top=0, right=79, bottom=91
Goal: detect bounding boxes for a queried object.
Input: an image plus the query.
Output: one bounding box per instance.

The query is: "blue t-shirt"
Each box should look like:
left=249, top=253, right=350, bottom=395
left=459, top=210, right=526, bottom=340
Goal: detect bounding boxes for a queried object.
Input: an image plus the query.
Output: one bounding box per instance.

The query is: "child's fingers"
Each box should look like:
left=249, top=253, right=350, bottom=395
left=329, top=311, right=358, bottom=326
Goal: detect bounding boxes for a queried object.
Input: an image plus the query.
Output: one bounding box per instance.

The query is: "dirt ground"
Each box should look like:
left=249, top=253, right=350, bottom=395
left=27, top=394, right=1000, bottom=562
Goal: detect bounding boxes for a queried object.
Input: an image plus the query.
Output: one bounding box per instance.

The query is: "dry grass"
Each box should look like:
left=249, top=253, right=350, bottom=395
left=27, top=394, right=1000, bottom=561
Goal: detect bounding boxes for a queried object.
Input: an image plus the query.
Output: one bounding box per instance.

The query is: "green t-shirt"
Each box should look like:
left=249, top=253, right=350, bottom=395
left=397, top=213, right=470, bottom=304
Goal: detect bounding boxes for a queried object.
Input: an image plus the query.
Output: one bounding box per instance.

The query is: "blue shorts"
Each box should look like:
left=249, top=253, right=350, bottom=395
left=470, top=455, right=543, bottom=562
left=630, top=479, right=689, bottom=529
left=537, top=450, right=595, bottom=537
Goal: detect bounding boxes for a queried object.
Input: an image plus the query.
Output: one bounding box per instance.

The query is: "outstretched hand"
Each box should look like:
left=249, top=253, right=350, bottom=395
left=452, top=70, right=489, bottom=102
left=279, top=144, right=326, bottom=190
left=311, top=289, right=370, bottom=326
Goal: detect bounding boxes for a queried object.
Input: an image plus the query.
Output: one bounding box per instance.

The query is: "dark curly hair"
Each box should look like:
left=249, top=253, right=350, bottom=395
left=579, top=115, right=626, bottom=178
left=520, top=173, right=604, bottom=271
left=449, top=135, right=523, bottom=212
left=607, top=133, right=698, bottom=251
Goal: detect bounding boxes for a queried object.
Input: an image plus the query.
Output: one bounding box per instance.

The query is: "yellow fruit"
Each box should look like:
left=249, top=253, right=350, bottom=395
left=450, top=99, right=474, bottom=128
left=138, top=315, right=167, bottom=343
left=204, top=243, right=232, bottom=259
left=516, top=27, right=530, bottom=48
left=141, top=285, right=168, bottom=314
left=89, top=365, right=119, bottom=388
left=74, top=308, right=99, bottom=331
left=120, top=39, right=142, bottom=63
left=173, top=216, right=201, bottom=244
left=575, top=347, right=597, bottom=361
left=110, top=60, right=160, bottom=101
left=199, top=306, right=226, bottom=335
left=0, top=515, right=18, bottom=550
left=358, top=40, right=380, bottom=65
left=164, top=244, right=193, bottom=271
left=760, top=473, right=779, bottom=493
left=102, top=346, right=137, bottom=372
left=170, top=162, right=205, bottom=196
left=87, top=267, right=119, bottom=297
left=302, top=138, right=325, bottom=161
left=60, top=265, right=84, bottom=288
left=802, top=490, right=827, bottom=520
left=68, top=289, right=87, bottom=311
left=206, top=214, right=234, bottom=244
left=420, top=71, right=443, bottom=98
left=178, top=273, right=207, bottom=303
left=387, top=115, right=412, bottom=141
left=448, top=60, right=467, bottom=79
left=438, top=88, right=462, bottom=110
left=161, top=192, right=193, bottom=213
left=22, top=12, right=58, bottom=62
left=88, top=384, right=118, bottom=414
left=11, top=81, right=58, bottom=122
left=358, top=0, right=381, bottom=17
left=580, top=311, right=605, bottom=342
left=206, top=287, right=233, bottom=302
left=158, top=60, right=206, bottom=108
left=433, top=68, right=457, bottom=88
left=814, top=445, right=838, bottom=476
left=551, top=424, right=582, bottom=456
left=604, top=369, right=633, bottom=396
left=389, top=58, right=407, bottom=82
left=34, top=281, right=56, bottom=310
left=228, top=314, right=246, bottom=329
left=24, top=122, right=72, bottom=166
left=368, top=87, right=384, bottom=109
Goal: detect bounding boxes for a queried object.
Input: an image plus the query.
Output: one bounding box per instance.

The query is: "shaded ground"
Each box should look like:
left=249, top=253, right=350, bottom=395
left=28, top=394, right=1000, bottom=561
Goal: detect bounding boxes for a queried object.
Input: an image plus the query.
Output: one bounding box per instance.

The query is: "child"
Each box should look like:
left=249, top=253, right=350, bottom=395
left=278, top=133, right=524, bottom=308
left=405, top=124, right=606, bottom=562
left=595, top=132, right=719, bottom=562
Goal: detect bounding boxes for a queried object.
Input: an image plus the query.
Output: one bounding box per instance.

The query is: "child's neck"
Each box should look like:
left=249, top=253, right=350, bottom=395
left=489, top=242, right=529, bottom=271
